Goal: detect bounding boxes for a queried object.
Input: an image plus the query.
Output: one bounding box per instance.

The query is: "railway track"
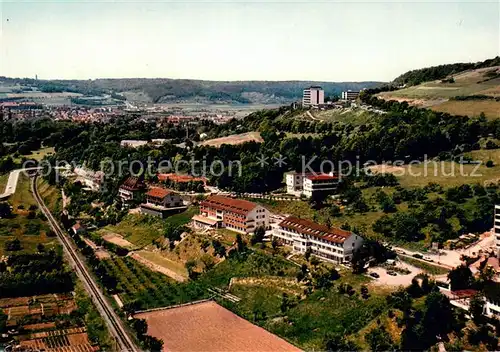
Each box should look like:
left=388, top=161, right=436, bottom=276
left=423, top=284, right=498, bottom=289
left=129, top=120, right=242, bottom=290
left=31, top=175, right=137, bottom=352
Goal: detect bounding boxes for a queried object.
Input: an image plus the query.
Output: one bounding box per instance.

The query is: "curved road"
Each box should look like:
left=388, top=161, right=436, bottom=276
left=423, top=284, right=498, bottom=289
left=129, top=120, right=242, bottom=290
left=31, top=175, right=137, bottom=352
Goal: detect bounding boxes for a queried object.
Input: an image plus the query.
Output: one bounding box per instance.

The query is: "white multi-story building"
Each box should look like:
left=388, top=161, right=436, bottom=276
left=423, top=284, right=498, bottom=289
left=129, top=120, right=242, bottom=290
left=285, top=172, right=339, bottom=198
left=494, top=205, right=500, bottom=256
left=273, top=216, right=363, bottom=264
left=193, top=195, right=269, bottom=234
left=303, top=86, right=324, bottom=107
left=341, top=90, right=360, bottom=101
left=74, top=167, right=105, bottom=192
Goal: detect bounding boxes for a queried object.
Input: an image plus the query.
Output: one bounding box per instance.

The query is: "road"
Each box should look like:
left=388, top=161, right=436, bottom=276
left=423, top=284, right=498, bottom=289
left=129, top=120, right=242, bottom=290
left=0, top=167, right=41, bottom=200
left=31, top=174, right=137, bottom=352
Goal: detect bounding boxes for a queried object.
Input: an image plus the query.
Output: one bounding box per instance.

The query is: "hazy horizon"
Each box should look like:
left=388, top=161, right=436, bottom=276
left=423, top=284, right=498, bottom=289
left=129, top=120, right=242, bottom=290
left=2, top=0, right=498, bottom=82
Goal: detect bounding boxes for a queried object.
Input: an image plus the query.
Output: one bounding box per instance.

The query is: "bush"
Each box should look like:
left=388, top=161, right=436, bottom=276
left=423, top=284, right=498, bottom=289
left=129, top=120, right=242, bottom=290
left=486, top=160, right=494, bottom=168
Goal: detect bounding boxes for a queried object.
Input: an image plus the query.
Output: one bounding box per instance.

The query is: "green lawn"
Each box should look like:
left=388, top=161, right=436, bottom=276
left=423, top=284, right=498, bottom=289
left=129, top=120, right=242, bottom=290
left=398, top=256, right=449, bottom=275
left=395, top=160, right=500, bottom=188
left=0, top=174, right=58, bottom=256
left=0, top=173, right=8, bottom=193
left=311, top=108, right=381, bottom=124
left=98, top=207, right=198, bottom=247
left=13, top=147, right=55, bottom=164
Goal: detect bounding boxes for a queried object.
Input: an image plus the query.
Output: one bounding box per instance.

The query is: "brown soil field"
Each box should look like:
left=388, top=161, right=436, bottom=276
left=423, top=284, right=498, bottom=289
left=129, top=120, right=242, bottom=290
left=135, top=301, right=301, bottom=352
left=198, top=132, right=263, bottom=147
left=23, top=322, right=56, bottom=331
left=368, top=164, right=405, bottom=175
left=19, top=327, right=97, bottom=352
left=0, top=294, right=77, bottom=326
left=102, top=232, right=135, bottom=248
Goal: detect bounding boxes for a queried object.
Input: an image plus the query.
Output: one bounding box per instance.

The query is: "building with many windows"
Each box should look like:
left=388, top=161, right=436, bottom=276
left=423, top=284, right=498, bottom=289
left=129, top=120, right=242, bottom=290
left=285, top=171, right=339, bottom=199
left=273, top=216, right=363, bottom=263
left=341, top=90, right=360, bottom=101
left=118, top=177, right=146, bottom=202
left=192, top=195, right=269, bottom=234
left=140, top=187, right=185, bottom=218
left=302, top=86, right=324, bottom=107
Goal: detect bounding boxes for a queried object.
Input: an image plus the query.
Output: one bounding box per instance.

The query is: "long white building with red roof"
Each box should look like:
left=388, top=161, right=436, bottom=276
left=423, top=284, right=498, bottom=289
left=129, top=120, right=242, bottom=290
left=193, top=195, right=269, bottom=234
left=273, top=216, right=363, bottom=264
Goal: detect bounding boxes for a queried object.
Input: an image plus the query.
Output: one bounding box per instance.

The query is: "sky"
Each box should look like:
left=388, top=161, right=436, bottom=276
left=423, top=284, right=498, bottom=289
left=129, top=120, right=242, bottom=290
left=1, top=0, right=499, bottom=82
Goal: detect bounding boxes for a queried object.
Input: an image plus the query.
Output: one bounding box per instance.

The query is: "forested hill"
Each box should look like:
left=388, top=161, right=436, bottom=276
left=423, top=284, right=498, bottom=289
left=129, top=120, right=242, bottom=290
left=393, top=56, right=500, bottom=86
left=0, top=76, right=382, bottom=104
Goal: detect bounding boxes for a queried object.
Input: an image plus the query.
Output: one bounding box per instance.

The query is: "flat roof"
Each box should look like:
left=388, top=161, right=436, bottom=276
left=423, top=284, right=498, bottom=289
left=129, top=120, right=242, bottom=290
left=192, top=215, right=218, bottom=226
left=135, top=301, right=301, bottom=352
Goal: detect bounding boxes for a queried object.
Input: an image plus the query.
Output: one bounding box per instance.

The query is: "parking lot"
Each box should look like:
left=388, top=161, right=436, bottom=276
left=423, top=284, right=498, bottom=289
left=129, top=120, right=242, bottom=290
left=368, top=261, right=423, bottom=287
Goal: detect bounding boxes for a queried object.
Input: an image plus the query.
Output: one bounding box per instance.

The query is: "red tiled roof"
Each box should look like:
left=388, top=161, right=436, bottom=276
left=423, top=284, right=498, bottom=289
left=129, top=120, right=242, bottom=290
left=306, top=174, right=339, bottom=181
left=158, top=173, right=207, bottom=184
left=146, top=187, right=173, bottom=199
left=451, top=289, right=478, bottom=298
left=120, top=177, right=145, bottom=191
left=278, top=216, right=352, bottom=244
left=200, top=195, right=257, bottom=216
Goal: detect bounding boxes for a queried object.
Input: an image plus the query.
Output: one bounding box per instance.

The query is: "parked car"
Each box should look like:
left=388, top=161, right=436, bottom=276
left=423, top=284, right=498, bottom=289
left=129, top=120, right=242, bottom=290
left=387, top=271, right=397, bottom=276
left=370, top=272, right=380, bottom=278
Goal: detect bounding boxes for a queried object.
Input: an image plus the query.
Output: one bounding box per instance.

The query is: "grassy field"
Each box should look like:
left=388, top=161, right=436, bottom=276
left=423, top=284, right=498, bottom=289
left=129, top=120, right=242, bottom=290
left=36, top=177, right=62, bottom=215
left=223, top=264, right=387, bottom=350
left=98, top=207, right=198, bottom=247
left=430, top=100, right=500, bottom=119
left=310, top=108, right=380, bottom=124
left=0, top=173, right=8, bottom=193
left=394, top=160, right=500, bottom=188
left=398, top=256, right=449, bottom=275
left=0, top=174, right=58, bottom=256
left=377, top=67, right=500, bottom=118
left=136, top=250, right=189, bottom=278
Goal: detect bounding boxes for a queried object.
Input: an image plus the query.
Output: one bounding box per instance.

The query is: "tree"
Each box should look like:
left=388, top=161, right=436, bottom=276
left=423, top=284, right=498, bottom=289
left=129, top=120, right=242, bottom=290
left=365, top=326, right=394, bottom=352
left=37, top=243, right=45, bottom=252
left=305, top=247, right=312, bottom=261
left=250, top=226, right=265, bottom=245
left=447, top=264, right=474, bottom=291
left=185, top=260, right=197, bottom=279
left=486, top=160, right=494, bottom=168
left=131, top=318, right=148, bottom=337
left=0, top=310, right=7, bottom=333
left=324, top=333, right=359, bottom=352
left=5, top=239, right=22, bottom=251
left=235, top=234, right=246, bottom=253
left=280, top=293, right=290, bottom=313
left=0, top=202, right=12, bottom=218
left=469, top=294, right=485, bottom=325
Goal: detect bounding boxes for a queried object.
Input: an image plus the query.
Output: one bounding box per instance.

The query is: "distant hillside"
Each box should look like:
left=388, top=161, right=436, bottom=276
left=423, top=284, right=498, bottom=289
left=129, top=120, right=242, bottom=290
left=0, top=76, right=382, bottom=104
left=377, top=57, right=500, bottom=119
left=393, top=56, right=500, bottom=86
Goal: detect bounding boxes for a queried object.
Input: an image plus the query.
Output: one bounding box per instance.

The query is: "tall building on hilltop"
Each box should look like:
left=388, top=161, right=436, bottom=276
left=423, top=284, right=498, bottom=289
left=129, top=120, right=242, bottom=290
left=303, top=86, right=324, bottom=107
left=494, top=205, right=500, bottom=256
left=341, top=90, right=360, bottom=101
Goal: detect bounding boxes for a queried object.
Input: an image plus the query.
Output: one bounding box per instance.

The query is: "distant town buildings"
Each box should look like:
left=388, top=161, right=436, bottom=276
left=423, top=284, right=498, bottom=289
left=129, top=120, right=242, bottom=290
left=302, top=86, right=324, bottom=107
left=341, top=90, right=360, bottom=101
left=272, top=216, right=363, bottom=264
left=118, top=177, right=146, bottom=202
left=193, top=195, right=269, bottom=234
left=120, top=139, right=169, bottom=149
left=285, top=171, right=339, bottom=198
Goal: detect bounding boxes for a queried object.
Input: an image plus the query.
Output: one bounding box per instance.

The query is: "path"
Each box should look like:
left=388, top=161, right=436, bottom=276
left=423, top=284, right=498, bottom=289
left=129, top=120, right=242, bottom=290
left=130, top=252, right=187, bottom=282
left=305, top=110, right=319, bottom=121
